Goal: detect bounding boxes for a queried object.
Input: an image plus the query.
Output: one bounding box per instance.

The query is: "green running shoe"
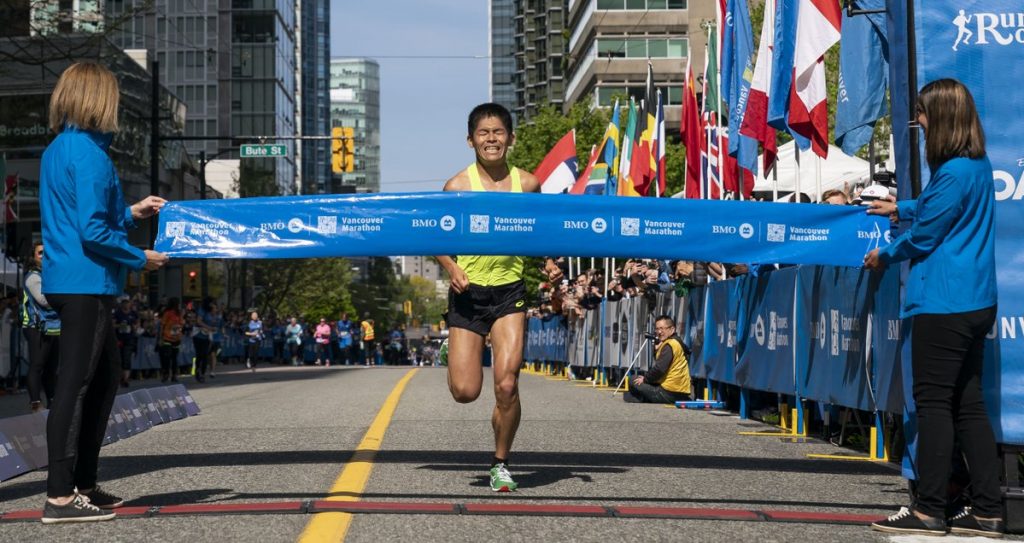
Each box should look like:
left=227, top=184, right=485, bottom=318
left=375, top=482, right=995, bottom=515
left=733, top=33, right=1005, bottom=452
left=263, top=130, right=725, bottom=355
left=489, top=463, right=518, bottom=492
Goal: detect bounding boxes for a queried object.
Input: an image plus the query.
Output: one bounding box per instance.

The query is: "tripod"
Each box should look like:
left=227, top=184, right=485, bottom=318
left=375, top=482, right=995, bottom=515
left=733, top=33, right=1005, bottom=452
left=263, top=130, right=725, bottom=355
left=611, top=336, right=652, bottom=396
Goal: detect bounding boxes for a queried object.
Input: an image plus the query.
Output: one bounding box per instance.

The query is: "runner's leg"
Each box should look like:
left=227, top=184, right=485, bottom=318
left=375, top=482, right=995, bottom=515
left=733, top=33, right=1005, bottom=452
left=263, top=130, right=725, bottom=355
left=489, top=312, right=524, bottom=460
left=446, top=327, right=485, bottom=403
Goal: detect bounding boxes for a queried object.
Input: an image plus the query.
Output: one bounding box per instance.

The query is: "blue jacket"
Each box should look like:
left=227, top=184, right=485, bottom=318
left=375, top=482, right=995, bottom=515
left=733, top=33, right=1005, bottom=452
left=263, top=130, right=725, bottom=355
left=40, top=126, right=146, bottom=295
left=879, top=156, right=997, bottom=317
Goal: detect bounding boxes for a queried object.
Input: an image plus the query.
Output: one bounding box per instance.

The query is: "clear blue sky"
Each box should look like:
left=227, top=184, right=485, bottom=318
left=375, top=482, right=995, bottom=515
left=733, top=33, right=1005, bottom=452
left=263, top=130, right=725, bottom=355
left=330, top=1, right=490, bottom=193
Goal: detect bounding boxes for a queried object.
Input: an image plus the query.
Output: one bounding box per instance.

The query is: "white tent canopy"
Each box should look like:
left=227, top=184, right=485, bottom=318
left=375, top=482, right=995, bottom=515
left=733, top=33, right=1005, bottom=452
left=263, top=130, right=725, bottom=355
left=753, top=141, right=871, bottom=200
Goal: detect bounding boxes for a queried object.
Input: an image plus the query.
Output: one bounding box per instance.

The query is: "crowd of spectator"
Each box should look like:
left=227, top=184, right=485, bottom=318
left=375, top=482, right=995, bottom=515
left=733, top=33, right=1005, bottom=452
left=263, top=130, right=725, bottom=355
left=0, top=293, right=440, bottom=392
left=531, top=256, right=752, bottom=322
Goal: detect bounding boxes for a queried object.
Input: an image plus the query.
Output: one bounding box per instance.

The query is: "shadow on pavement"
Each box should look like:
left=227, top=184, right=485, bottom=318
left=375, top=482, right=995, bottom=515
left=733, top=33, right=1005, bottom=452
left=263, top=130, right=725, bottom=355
left=0, top=448, right=898, bottom=505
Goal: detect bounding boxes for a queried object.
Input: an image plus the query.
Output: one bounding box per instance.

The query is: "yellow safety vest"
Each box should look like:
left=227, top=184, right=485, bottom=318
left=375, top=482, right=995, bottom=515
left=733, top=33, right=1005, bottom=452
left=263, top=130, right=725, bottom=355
left=456, top=163, right=524, bottom=287
left=655, top=337, right=691, bottom=394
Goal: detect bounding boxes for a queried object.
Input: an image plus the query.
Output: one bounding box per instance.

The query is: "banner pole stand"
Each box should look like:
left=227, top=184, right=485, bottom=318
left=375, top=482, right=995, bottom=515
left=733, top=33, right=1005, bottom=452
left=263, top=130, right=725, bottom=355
left=794, top=395, right=806, bottom=437
left=739, top=388, right=749, bottom=420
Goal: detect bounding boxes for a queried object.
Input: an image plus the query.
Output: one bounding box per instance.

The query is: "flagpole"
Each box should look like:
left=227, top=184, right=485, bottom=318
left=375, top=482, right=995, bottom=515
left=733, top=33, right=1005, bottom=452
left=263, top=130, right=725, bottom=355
left=772, top=157, right=779, bottom=202
left=794, top=144, right=802, bottom=203
left=815, top=153, right=822, bottom=203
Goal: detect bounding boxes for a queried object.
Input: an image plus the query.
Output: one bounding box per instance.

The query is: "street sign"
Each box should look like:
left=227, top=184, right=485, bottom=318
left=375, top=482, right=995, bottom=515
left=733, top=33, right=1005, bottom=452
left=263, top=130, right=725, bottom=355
left=240, top=144, right=287, bottom=158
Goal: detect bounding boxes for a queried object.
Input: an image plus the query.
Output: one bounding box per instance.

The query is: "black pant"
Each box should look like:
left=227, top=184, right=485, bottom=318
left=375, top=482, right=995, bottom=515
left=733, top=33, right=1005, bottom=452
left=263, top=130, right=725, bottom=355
left=159, top=344, right=180, bottom=379
left=26, top=328, right=59, bottom=405
left=246, top=343, right=259, bottom=365
left=45, top=295, right=119, bottom=498
left=627, top=381, right=693, bottom=404
left=193, top=336, right=211, bottom=376
left=912, top=307, right=1001, bottom=519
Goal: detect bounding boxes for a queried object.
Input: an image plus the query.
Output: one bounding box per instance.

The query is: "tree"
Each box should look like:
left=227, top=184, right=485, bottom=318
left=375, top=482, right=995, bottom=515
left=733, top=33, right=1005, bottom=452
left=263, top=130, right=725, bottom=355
left=395, top=275, right=446, bottom=328
left=253, top=258, right=356, bottom=322
left=509, top=98, right=610, bottom=174
left=350, top=257, right=403, bottom=332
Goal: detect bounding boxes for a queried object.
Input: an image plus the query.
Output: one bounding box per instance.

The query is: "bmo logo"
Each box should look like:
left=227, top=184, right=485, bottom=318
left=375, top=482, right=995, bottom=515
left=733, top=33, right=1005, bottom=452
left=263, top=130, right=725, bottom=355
left=712, top=225, right=738, bottom=234
left=564, top=218, right=608, bottom=234
left=412, top=219, right=438, bottom=228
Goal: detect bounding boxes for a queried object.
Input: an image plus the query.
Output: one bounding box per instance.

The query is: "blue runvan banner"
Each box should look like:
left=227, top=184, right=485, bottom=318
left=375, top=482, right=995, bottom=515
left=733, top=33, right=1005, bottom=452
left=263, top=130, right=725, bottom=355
left=914, top=1, right=1024, bottom=443
left=734, top=268, right=798, bottom=396
left=155, top=192, right=890, bottom=266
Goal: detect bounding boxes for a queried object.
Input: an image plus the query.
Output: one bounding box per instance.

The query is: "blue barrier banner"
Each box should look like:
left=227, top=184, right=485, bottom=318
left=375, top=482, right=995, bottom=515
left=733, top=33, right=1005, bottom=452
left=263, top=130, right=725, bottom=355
left=915, top=0, right=1024, bottom=444
left=0, top=429, right=34, bottom=481
left=795, top=266, right=874, bottom=410
left=685, top=287, right=708, bottom=379
left=871, top=266, right=905, bottom=414
left=703, top=280, right=739, bottom=385
left=155, top=192, right=890, bottom=266
left=735, top=268, right=797, bottom=395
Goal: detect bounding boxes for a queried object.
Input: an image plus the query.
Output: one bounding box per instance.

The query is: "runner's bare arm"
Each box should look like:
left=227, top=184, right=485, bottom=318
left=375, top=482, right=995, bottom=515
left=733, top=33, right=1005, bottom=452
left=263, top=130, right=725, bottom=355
left=517, top=169, right=541, bottom=193
left=438, top=171, right=471, bottom=293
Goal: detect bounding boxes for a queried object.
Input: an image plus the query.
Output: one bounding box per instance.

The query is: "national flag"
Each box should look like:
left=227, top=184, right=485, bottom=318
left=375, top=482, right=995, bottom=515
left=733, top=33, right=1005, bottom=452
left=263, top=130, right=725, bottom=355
left=618, top=98, right=641, bottom=197
left=700, top=117, right=723, bottom=199
left=569, top=145, right=605, bottom=195
left=603, top=99, right=621, bottom=195
left=653, top=91, right=666, bottom=196
left=629, top=62, right=656, bottom=195
left=740, top=0, right=779, bottom=175
left=4, top=173, right=18, bottom=223
left=723, top=0, right=759, bottom=175
left=533, top=129, right=578, bottom=194
left=767, top=0, right=810, bottom=150
left=719, top=132, right=755, bottom=200
left=703, top=25, right=720, bottom=114
left=789, top=0, right=842, bottom=158
left=682, top=59, right=703, bottom=199
left=834, top=0, right=888, bottom=156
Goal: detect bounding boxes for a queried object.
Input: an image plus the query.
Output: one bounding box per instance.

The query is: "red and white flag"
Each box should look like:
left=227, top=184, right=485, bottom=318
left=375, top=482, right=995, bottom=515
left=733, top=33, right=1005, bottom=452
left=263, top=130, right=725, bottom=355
left=533, top=129, right=578, bottom=194
left=740, top=0, right=778, bottom=174
left=788, top=0, right=841, bottom=158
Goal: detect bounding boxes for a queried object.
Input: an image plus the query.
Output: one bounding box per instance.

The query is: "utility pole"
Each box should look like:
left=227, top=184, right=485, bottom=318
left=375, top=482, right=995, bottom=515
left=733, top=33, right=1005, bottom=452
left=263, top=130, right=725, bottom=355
left=199, top=150, right=209, bottom=299
left=149, top=59, right=161, bottom=308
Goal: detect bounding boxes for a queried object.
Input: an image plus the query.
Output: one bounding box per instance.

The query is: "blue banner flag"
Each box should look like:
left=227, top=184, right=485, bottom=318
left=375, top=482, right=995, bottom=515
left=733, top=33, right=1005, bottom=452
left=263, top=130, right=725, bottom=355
left=767, top=0, right=811, bottom=150
left=155, top=192, right=890, bottom=267
left=725, top=0, right=760, bottom=174
left=912, top=0, right=1024, bottom=444
left=835, top=0, right=888, bottom=156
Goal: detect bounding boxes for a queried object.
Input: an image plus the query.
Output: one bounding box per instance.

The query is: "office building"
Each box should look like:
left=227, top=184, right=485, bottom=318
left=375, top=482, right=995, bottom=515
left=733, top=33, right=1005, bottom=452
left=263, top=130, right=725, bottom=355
left=329, top=58, right=380, bottom=193
left=489, top=0, right=517, bottom=116
left=299, top=0, right=331, bottom=194
left=511, top=0, right=569, bottom=122
left=565, top=0, right=714, bottom=129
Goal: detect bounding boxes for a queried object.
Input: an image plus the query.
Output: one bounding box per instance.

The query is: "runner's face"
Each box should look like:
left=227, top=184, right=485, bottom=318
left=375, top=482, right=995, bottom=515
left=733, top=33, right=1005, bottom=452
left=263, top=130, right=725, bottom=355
left=468, top=115, right=513, bottom=164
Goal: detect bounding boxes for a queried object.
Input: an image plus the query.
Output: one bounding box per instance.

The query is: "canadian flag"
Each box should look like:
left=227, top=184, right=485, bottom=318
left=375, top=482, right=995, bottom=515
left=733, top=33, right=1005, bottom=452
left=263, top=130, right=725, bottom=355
left=788, top=0, right=841, bottom=158
left=740, top=0, right=778, bottom=175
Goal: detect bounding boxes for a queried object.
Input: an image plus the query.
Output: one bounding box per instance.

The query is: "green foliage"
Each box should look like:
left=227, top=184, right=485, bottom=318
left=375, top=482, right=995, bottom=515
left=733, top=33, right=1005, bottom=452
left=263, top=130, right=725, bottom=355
left=509, top=98, right=610, bottom=174
left=255, top=258, right=356, bottom=322
left=394, top=275, right=446, bottom=327
left=236, top=161, right=281, bottom=198
left=349, top=257, right=404, bottom=332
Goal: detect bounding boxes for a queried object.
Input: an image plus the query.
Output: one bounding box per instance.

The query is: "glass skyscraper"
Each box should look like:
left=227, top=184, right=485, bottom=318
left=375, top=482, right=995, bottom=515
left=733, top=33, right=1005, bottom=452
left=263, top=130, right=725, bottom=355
left=489, top=0, right=517, bottom=117
left=300, top=0, right=330, bottom=194
left=329, top=58, right=380, bottom=193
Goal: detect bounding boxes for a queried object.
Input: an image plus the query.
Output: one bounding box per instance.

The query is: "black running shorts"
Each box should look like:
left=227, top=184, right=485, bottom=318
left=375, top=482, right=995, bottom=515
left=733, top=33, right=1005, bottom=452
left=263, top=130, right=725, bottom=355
left=445, top=280, right=527, bottom=336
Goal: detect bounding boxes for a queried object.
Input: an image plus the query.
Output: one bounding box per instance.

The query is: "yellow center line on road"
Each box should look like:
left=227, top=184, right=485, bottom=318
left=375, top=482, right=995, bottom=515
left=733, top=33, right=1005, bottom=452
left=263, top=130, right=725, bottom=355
left=297, top=368, right=419, bottom=543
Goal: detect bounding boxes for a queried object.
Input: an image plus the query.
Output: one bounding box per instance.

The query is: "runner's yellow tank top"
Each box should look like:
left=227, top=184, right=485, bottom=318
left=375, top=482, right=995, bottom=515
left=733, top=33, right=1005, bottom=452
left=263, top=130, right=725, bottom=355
left=456, top=164, right=524, bottom=287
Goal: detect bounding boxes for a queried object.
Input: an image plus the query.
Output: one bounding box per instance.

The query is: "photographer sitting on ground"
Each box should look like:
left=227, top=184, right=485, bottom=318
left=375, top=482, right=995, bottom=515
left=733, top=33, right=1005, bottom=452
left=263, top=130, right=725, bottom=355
left=624, top=315, right=693, bottom=404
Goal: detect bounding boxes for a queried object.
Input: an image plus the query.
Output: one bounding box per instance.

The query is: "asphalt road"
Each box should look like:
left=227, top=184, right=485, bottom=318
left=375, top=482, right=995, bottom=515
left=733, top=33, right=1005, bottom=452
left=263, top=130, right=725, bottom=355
left=0, top=364, right=1013, bottom=542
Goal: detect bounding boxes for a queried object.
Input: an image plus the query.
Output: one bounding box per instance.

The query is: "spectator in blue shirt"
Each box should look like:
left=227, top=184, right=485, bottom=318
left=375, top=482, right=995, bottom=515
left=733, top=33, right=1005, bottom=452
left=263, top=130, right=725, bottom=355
left=39, top=62, right=168, bottom=524
left=336, top=312, right=354, bottom=365
left=244, top=311, right=264, bottom=371
left=866, top=79, right=1001, bottom=537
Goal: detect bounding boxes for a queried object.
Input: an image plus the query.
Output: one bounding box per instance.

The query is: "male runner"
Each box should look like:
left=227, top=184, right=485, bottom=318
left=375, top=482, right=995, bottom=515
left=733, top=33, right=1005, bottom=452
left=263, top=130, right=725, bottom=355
left=437, top=103, right=540, bottom=492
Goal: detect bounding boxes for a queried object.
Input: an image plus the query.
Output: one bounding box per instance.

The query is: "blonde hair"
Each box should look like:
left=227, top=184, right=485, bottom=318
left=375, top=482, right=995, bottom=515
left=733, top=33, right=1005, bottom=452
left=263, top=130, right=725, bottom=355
left=48, top=62, right=120, bottom=133
left=917, top=78, right=985, bottom=170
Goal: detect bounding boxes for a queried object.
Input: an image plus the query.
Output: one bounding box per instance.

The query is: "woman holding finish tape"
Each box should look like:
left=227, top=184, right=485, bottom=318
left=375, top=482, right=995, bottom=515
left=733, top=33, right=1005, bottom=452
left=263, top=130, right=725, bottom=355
left=865, top=79, right=1001, bottom=538
left=39, top=62, right=168, bottom=524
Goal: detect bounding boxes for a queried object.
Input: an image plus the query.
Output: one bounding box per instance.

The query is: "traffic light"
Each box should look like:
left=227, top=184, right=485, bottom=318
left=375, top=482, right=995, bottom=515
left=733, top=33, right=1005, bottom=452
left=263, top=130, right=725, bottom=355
left=403, top=300, right=412, bottom=316
left=331, top=126, right=345, bottom=174
left=183, top=263, right=201, bottom=298
left=342, top=126, right=355, bottom=173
